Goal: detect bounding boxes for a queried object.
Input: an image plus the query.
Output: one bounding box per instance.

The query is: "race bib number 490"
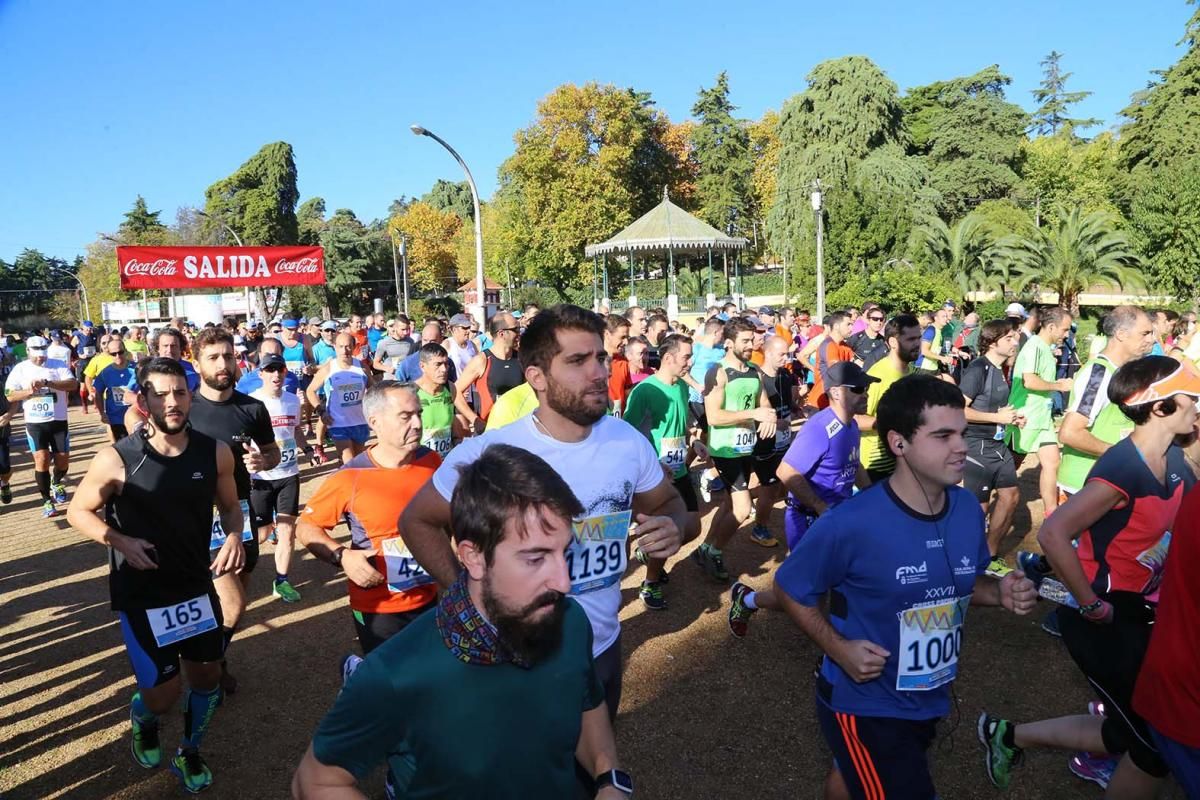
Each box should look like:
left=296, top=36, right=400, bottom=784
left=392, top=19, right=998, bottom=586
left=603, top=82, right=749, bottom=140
left=381, top=537, right=434, bottom=593
left=210, top=500, right=253, bottom=550
left=24, top=396, right=55, bottom=423
left=896, top=596, right=970, bottom=691
left=146, top=594, right=218, bottom=647
left=567, top=510, right=632, bottom=595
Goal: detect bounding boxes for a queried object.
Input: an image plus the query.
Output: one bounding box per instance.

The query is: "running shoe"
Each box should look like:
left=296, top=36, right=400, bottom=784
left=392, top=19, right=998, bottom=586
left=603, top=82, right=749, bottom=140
left=691, top=544, right=729, bottom=581
left=1041, top=609, right=1062, bottom=637
left=272, top=580, right=301, bottom=603
left=266, top=530, right=278, bottom=545
left=0, top=483, right=11, bottom=504
left=41, top=500, right=56, bottom=519
left=51, top=483, right=67, bottom=504
left=341, top=654, right=363, bottom=686
left=1068, top=753, right=1115, bottom=789
left=129, top=693, right=161, bottom=769
left=699, top=475, right=714, bottom=504
left=639, top=580, right=667, bottom=610
left=750, top=525, right=778, bottom=548
left=1087, top=701, right=1106, bottom=717
left=978, top=712, right=1024, bottom=789
left=728, top=581, right=758, bottom=638
left=169, top=748, right=212, bottom=794
left=1016, top=550, right=1051, bottom=587
left=985, top=556, right=1013, bottom=578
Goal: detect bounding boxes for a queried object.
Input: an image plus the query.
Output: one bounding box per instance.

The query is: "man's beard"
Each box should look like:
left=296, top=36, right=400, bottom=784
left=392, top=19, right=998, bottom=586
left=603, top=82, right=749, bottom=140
left=482, top=575, right=566, bottom=664
left=202, top=371, right=232, bottom=391
left=545, top=375, right=607, bottom=427
left=150, top=408, right=188, bottom=435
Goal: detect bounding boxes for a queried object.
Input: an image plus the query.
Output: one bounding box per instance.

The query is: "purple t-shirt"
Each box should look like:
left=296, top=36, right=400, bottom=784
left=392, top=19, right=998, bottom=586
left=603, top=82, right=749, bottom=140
left=783, top=407, right=860, bottom=509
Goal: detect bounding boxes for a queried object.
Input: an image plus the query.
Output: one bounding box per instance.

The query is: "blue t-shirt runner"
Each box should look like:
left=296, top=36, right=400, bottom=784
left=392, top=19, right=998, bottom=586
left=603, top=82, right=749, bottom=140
left=779, top=406, right=861, bottom=550
left=93, top=362, right=138, bottom=427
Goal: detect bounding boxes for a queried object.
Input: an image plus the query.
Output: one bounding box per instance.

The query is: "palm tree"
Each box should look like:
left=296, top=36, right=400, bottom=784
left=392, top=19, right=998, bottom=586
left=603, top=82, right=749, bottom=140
left=913, top=213, right=1002, bottom=299
left=674, top=266, right=705, bottom=299
left=992, top=205, right=1144, bottom=315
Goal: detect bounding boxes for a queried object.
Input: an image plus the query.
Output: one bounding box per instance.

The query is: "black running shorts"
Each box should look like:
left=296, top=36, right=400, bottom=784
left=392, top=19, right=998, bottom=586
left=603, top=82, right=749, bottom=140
left=118, top=591, right=225, bottom=688
left=25, top=420, right=69, bottom=454
left=962, top=439, right=1018, bottom=502
left=713, top=455, right=755, bottom=493
left=250, top=475, right=301, bottom=529
left=672, top=474, right=699, bottom=512
left=815, top=696, right=939, bottom=800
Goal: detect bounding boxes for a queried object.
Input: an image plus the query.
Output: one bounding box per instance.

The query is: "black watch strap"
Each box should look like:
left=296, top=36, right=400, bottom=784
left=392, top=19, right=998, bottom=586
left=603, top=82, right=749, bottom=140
left=331, top=546, right=346, bottom=567
left=595, top=769, right=633, bottom=796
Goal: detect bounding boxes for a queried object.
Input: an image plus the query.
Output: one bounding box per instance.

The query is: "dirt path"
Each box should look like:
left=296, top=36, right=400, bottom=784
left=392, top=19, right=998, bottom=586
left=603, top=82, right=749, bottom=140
left=0, top=407, right=1177, bottom=798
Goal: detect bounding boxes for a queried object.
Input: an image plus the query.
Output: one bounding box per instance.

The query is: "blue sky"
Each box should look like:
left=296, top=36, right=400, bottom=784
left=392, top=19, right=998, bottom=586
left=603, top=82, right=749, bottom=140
left=0, top=0, right=1189, bottom=262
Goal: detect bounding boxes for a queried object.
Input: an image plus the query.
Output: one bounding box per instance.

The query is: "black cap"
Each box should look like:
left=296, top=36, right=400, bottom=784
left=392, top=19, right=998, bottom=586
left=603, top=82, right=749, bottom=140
left=827, top=361, right=880, bottom=391
left=259, top=353, right=286, bottom=371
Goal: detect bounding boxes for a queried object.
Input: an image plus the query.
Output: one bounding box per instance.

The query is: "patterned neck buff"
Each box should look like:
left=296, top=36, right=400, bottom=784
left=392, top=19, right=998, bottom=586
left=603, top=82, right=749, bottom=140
left=436, top=571, right=529, bottom=668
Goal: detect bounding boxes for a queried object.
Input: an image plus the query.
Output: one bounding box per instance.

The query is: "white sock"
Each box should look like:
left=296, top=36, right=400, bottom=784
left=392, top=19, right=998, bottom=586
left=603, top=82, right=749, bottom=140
left=743, top=591, right=758, bottom=610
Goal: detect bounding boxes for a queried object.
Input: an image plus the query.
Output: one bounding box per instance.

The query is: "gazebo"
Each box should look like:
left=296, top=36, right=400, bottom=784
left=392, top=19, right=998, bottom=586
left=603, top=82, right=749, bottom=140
left=584, top=188, right=748, bottom=316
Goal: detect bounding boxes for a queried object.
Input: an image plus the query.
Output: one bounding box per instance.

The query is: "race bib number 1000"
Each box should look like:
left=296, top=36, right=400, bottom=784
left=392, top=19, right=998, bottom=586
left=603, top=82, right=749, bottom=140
left=146, top=594, right=218, bottom=647
left=567, top=510, right=632, bottom=595
left=896, top=596, right=970, bottom=691
left=210, top=500, right=254, bottom=550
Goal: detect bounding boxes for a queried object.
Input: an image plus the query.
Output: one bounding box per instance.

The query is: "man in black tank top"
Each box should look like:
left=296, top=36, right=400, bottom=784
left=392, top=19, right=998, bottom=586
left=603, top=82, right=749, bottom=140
left=453, top=311, right=525, bottom=431
left=66, top=357, right=244, bottom=794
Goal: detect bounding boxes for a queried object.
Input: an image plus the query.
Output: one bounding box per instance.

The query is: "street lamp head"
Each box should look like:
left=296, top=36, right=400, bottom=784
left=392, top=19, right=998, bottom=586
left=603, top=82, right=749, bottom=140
left=810, top=190, right=822, bottom=212
left=410, top=124, right=427, bottom=136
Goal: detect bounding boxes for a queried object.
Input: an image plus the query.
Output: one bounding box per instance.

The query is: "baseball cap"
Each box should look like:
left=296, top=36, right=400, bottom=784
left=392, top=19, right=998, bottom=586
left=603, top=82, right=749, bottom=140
left=747, top=316, right=767, bottom=331
left=827, top=361, right=880, bottom=392
left=82, top=320, right=94, bottom=328
left=233, top=335, right=248, bottom=352
left=247, top=321, right=260, bottom=329
left=259, top=353, right=287, bottom=371
left=757, top=306, right=775, bottom=316
left=306, top=316, right=322, bottom=326
left=1122, top=363, right=1200, bottom=407
left=1004, top=302, right=1029, bottom=319
left=27, top=335, right=48, bottom=351
left=449, top=313, right=473, bottom=328
left=321, top=320, right=338, bottom=331
left=943, top=299, right=957, bottom=309
left=281, top=317, right=299, bottom=329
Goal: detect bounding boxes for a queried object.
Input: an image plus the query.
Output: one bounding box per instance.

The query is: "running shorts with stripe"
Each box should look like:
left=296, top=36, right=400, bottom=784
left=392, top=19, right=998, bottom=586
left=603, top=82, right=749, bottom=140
left=815, top=694, right=939, bottom=800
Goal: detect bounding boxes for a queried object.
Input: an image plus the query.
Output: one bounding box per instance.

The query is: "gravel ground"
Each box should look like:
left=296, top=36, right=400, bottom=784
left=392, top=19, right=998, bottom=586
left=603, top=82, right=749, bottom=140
left=0, top=407, right=1184, bottom=799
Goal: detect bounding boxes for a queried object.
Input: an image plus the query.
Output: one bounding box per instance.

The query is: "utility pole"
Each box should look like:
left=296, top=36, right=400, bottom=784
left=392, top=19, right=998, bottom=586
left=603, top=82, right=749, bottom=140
left=811, top=180, right=826, bottom=319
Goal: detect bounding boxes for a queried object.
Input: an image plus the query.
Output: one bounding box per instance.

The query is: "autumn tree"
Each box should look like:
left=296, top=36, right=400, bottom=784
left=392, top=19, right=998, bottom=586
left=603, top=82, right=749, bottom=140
left=390, top=201, right=463, bottom=293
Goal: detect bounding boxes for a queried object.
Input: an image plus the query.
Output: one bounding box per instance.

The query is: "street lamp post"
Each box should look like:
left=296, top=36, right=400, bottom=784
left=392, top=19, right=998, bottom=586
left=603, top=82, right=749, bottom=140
left=196, top=210, right=255, bottom=322
left=50, top=266, right=92, bottom=322
left=101, top=234, right=152, bottom=325
left=811, top=180, right=825, bottom=319
left=411, top=124, right=486, bottom=328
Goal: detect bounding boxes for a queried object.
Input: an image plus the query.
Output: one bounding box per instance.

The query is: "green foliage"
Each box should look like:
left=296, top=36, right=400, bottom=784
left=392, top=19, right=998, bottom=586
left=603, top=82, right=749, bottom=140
left=912, top=212, right=1003, bottom=297
left=297, top=197, right=326, bottom=245
left=971, top=298, right=1014, bottom=321
left=1021, top=132, right=1123, bottom=224
left=992, top=205, right=1145, bottom=313
left=119, top=196, right=167, bottom=238
left=971, top=199, right=1036, bottom=240
left=826, top=266, right=958, bottom=314
left=203, top=142, right=300, bottom=245
left=1120, top=5, right=1200, bottom=178
left=422, top=296, right=464, bottom=319
left=1129, top=156, right=1200, bottom=301
left=1030, top=51, right=1101, bottom=136
left=691, top=72, right=753, bottom=233
left=421, top=180, right=474, bottom=221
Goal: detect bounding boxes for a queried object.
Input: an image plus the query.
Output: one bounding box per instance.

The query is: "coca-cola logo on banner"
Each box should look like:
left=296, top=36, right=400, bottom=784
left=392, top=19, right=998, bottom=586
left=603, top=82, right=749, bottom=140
left=123, top=258, right=179, bottom=277
left=274, top=257, right=321, bottom=274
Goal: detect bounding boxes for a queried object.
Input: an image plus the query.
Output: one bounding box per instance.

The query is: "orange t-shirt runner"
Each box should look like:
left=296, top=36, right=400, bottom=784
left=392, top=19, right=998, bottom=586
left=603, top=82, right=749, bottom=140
left=810, top=338, right=854, bottom=408
left=301, top=445, right=441, bottom=614
left=608, top=353, right=633, bottom=413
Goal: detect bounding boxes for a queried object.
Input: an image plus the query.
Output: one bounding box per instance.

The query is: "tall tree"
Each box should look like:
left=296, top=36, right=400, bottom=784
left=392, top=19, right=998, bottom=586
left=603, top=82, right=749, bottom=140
left=691, top=72, right=753, bottom=235
left=420, top=180, right=474, bottom=221
left=1030, top=51, right=1101, bottom=136
left=747, top=109, right=781, bottom=260
left=1130, top=156, right=1200, bottom=302
left=119, top=195, right=167, bottom=239
left=391, top=201, right=463, bottom=292
left=297, top=197, right=327, bottom=245
left=1021, top=131, right=1123, bottom=224
left=1120, top=4, right=1200, bottom=178
left=203, top=141, right=300, bottom=245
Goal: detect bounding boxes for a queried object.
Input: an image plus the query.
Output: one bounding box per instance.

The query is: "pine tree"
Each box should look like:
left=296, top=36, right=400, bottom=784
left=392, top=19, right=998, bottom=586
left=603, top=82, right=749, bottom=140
left=691, top=72, right=752, bottom=234
left=1030, top=51, right=1101, bottom=136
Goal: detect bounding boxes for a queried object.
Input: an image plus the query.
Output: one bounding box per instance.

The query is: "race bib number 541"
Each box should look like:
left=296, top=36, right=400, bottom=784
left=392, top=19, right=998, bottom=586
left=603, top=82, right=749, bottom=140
left=567, top=510, right=632, bottom=595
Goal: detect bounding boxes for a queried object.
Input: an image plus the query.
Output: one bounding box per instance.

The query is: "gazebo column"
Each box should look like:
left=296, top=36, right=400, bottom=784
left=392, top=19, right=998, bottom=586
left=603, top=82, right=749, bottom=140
left=602, top=254, right=609, bottom=307
left=706, top=248, right=716, bottom=308
left=627, top=247, right=637, bottom=309
left=666, top=245, right=678, bottom=322
left=592, top=254, right=599, bottom=312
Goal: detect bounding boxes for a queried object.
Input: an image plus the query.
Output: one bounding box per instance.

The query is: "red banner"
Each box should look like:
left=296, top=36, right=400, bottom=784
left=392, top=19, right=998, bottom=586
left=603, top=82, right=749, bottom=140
left=117, top=245, right=325, bottom=290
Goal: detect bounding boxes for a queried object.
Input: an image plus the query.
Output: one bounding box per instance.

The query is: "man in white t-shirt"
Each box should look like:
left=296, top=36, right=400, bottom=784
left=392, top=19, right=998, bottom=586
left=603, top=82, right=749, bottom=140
left=249, top=354, right=306, bottom=603
left=46, top=330, right=73, bottom=365
left=5, top=335, right=78, bottom=518
left=402, top=304, right=687, bottom=719
left=443, top=313, right=479, bottom=407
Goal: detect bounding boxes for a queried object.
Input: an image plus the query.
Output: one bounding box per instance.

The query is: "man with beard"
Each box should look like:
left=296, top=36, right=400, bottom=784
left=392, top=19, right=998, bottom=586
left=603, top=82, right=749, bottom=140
left=454, top=311, right=523, bottom=431
left=857, top=315, right=923, bottom=484
left=294, top=443, right=631, bottom=800
left=402, top=304, right=686, bottom=728
left=67, top=357, right=245, bottom=794
left=189, top=327, right=280, bottom=695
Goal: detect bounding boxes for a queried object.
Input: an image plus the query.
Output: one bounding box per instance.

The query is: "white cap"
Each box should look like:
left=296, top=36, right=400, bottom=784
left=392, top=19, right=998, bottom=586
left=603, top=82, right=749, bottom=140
left=27, top=336, right=48, bottom=350
left=1005, top=302, right=1029, bottom=319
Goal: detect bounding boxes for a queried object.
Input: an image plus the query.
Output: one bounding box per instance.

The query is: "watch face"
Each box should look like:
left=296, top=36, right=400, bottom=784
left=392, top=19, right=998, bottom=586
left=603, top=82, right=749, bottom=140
left=612, top=771, right=633, bottom=793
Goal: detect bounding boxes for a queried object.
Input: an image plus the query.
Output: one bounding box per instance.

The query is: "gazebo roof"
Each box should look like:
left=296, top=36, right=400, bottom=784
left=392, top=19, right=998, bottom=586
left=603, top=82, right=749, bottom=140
left=584, top=188, right=748, bottom=258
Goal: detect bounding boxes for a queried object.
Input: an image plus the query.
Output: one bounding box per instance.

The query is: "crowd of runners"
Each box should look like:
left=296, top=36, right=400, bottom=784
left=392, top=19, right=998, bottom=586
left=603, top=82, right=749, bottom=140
left=9, top=296, right=1199, bottom=798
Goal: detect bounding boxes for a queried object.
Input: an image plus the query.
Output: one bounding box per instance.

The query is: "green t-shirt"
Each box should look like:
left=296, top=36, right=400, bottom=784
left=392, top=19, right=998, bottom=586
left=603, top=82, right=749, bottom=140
left=705, top=361, right=761, bottom=458
left=312, top=599, right=603, bottom=799
left=1057, top=354, right=1134, bottom=493
left=917, top=328, right=943, bottom=372
left=417, top=385, right=455, bottom=458
left=623, top=374, right=689, bottom=479
left=859, top=358, right=911, bottom=474
left=126, top=339, right=149, bottom=358
left=1007, top=336, right=1057, bottom=437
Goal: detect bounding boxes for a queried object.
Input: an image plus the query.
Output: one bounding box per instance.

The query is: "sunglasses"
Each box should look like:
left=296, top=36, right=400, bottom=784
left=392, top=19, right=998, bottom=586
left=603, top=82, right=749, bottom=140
left=269, top=328, right=282, bottom=333
left=498, top=326, right=520, bottom=333
left=868, top=315, right=885, bottom=322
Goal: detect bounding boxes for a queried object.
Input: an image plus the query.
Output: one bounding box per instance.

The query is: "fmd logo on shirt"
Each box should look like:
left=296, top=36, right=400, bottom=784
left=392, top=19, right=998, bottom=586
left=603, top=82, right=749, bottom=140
left=192, top=472, right=204, bottom=480
left=895, top=561, right=928, bottom=585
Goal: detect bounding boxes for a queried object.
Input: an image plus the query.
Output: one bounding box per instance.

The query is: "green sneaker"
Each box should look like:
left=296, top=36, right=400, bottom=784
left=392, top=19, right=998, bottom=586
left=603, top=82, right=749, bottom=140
left=272, top=580, right=301, bottom=603
left=169, top=748, right=213, bottom=794
left=690, top=544, right=729, bottom=581
left=978, top=712, right=1023, bottom=789
left=728, top=581, right=758, bottom=638
left=985, top=556, right=1013, bottom=579
left=638, top=580, right=667, bottom=610
left=129, top=694, right=160, bottom=769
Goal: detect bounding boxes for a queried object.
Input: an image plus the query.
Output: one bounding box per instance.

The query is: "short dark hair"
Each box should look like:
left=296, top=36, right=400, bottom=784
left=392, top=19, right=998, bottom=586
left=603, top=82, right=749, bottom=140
left=136, top=356, right=186, bottom=393
left=451, top=443, right=584, bottom=566
left=1102, top=305, right=1145, bottom=337
left=876, top=374, right=965, bottom=457
left=703, top=317, right=725, bottom=336
left=658, top=333, right=693, bottom=360
left=978, top=319, right=1015, bottom=355
left=623, top=305, right=644, bottom=320
left=1110, top=355, right=1181, bottom=425
left=193, top=326, right=234, bottom=353
left=722, top=317, right=756, bottom=344
left=519, top=304, right=605, bottom=372
left=418, top=342, right=448, bottom=363
left=647, top=313, right=669, bottom=329
left=884, top=313, right=920, bottom=344
left=1040, top=307, right=1072, bottom=329
left=605, top=314, right=630, bottom=334
left=151, top=327, right=186, bottom=352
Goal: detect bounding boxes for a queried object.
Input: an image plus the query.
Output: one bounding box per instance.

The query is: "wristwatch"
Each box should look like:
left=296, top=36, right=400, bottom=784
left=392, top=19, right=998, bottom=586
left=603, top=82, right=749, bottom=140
left=595, top=769, right=633, bottom=797
left=331, top=546, right=346, bottom=568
